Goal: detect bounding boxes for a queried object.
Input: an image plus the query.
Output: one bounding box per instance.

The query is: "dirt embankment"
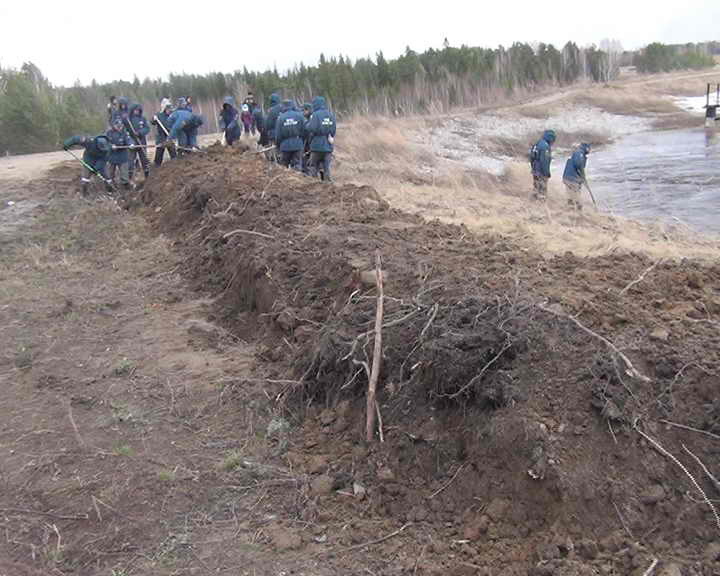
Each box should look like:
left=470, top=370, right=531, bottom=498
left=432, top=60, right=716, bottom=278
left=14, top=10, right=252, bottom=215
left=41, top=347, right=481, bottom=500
left=2, top=69, right=720, bottom=575
left=136, top=146, right=720, bottom=575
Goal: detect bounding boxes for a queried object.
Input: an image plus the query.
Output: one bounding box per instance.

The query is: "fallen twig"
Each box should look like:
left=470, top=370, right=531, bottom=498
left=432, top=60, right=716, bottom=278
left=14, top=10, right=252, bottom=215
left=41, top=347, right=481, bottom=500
left=66, top=399, right=85, bottom=448
left=447, top=341, right=512, bottom=399
left=538, top=304, right=651, bottom=383
left=366, top=250, right=384, bottom=443
left=620, top=260, right=662, bottom=296
left=642, top=558, right=659, bottom=576
left=608, top=419, right=618, bottom=445
left=223, top=229, right=275, bottom=240
left=0, top=508, right=89, bottom=521
left=612, top=501, right=634, bottom=540
left=635, top=423, right=720, bottom=532
left=375, top=401, right=385, bottom=443
left=428, top=465, right=466, bottom=499
left=341, top=523, right=412, bottom=552
left=660, top=420, right=720, bottom=441
left=419, top=303, right=439, bottom=341
left=683, top=444, right=720, bottom=492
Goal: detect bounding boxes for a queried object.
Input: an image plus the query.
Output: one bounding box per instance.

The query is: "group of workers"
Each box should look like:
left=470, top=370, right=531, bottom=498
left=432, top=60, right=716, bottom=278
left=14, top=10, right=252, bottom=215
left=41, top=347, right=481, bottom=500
left=62, top=90, right=337, bottom=196
left=63, top=90, right=588, bottom=209
left=529, top=129, right=592, bottom=210
left=219, top=92, right=336, bottom=180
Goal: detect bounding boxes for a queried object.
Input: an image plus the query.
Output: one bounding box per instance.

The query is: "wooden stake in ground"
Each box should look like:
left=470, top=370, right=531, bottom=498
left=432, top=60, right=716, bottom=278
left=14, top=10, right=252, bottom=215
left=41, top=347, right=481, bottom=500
left=366, top=250, right=384, bottom=443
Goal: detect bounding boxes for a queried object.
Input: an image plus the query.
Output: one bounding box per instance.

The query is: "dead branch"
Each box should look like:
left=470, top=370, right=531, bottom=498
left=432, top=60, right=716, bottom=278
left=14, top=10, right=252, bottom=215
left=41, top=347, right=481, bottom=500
left=682, top=444, right=720, bottom=493
left=375, top=401, right=385, bottom=443
left=366, top=250, right=384, bottom=443
left=635, top=424, right=720, bottom=532
left=660, top=420, right=720, bottom=441
left=612, top=501, right=635, bottom=540
left=620, top=260, right=662, bottom=296
left=428, top=465, right=466, bottom=499
left=0, top=508, right=88, bottom=521
left=642, top=558, right=659, bottom=576
left=340, top=522, right=412, bottom=552
left=447, top=341, right=512, bottom=399
left=66, top=400, right=85, bottom=448
left=223, top=229, right=275, bottom=240
left=419, top=303, right=439, bottom=341
left=91, top=496, right=102, bottom=522
left=538, top=304, right=651, bottom=383
left=261, top=174, right=283, bottom=199
left=608, top=419, right=618, bottom=445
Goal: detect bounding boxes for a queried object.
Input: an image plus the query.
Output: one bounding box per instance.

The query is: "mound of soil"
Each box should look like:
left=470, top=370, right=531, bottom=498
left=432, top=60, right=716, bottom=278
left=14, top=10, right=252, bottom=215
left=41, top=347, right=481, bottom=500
left=142, top=146, right=720, bottom=575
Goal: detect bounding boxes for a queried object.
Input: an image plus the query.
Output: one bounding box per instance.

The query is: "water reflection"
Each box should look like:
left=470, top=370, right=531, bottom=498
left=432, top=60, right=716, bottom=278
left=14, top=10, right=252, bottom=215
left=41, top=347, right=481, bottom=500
left=587, top=129, right=720, bottom=235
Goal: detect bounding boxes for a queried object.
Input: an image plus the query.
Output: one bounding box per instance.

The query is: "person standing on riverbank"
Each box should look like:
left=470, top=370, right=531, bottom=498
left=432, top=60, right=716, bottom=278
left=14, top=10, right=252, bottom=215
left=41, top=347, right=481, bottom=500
left=530, top=130, right=556, bottom=201
left=563, top=143, right=591, bottom=210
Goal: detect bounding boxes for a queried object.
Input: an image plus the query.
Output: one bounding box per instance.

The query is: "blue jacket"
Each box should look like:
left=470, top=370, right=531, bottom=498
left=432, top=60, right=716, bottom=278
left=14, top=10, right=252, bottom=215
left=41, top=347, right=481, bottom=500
left=168, top=106, right=194, bottom=139
left=275, top=100, right=305, bottom=152
left=531, top=130, right=556, bottom=178
left=106, top=127, right=132, bottom=164
left=305, top=96, right=336, bottom=153
left=152, top=110, right=173, bottom=142
left=111, top=96, right=130, bottom=126
left=219, top=96, right=240, bottom=132
left=265, top=93, right=282, bottom=141
left=127, top=103, right=150, bottom=144
left=253, top=108, right=264, bottom=132
left=563, top=144, right=590, bottom=183
left=64, top=135, right=111, bottom=171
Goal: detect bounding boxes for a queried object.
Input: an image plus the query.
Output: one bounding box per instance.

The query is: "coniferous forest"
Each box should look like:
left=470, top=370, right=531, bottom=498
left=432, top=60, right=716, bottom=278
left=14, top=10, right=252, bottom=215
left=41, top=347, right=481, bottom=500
left=0, top=40, right=716, bottom=154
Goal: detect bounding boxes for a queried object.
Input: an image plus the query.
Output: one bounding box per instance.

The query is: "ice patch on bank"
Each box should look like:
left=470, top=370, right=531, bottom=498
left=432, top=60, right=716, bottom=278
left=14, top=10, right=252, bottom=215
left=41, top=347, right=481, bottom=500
left=673, top=96, right=713, bottom=115
left=430, top=106, right=652, bottom=176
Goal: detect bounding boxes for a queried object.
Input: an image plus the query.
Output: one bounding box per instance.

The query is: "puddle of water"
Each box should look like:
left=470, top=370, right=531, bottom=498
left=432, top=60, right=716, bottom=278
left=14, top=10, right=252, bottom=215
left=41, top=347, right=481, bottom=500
left=588, top=128, right=720, bottom=235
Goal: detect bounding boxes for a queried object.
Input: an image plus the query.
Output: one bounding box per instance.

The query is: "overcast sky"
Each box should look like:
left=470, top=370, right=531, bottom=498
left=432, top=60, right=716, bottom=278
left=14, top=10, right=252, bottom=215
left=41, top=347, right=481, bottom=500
left=1, top=0, right=718, bottom=86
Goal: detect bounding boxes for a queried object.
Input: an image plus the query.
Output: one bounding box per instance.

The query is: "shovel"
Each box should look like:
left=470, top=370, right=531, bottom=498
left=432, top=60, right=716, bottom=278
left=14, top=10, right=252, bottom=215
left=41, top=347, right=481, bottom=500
left=64, top=149, right=117, bottom=193
left=584, top=180, right=598, bottom=209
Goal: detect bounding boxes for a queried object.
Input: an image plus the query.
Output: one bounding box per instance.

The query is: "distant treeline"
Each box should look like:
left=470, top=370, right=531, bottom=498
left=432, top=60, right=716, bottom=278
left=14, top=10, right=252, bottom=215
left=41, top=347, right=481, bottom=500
left=0, top=40, right=716, bottom=154
left=632, top=42, right=717, bottom=73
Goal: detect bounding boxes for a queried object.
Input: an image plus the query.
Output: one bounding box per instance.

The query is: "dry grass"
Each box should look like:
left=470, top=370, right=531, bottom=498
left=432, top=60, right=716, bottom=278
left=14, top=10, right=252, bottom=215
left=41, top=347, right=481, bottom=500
left=335, top=116, right=428, bottom=164
left=334, top=107, right=720, bottom=261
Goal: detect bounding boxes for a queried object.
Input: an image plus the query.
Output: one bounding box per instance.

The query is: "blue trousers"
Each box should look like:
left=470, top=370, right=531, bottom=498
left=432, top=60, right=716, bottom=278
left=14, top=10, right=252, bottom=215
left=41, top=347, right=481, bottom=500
left=310, top=151, right=332, bottom=181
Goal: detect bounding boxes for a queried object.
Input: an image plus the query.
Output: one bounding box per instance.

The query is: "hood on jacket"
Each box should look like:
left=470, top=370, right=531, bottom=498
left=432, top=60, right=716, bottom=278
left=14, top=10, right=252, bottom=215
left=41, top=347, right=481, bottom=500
left=543, top=130, right=557, bottom=144
left=160, top=98, right=172, bottom=112
left=95, top=135, right=111, bottom=154
left=223, top=96, right=235, bottom=108
left=579, top=142, right=591, bottom=154
left=176, top=97, right=188, bottom=110
left=270, top=93, right=281, bottom=106
left=118, top=96, right=129, bottom=111
left=129, top=103, right=143, bottom=116
left=311, top=96, right=327, bottom=112
left=281, top=99, right=296, bottom=112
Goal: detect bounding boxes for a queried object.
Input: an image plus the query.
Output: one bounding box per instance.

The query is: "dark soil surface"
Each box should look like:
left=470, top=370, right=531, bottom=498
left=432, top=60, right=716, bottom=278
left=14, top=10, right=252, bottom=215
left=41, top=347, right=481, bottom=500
left=2, top=148, right=720, bottom=575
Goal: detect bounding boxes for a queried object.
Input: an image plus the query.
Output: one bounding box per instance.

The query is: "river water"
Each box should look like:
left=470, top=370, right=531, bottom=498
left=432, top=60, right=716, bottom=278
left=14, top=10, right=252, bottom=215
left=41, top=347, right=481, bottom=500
left=587, top=128, right=720, bottom=235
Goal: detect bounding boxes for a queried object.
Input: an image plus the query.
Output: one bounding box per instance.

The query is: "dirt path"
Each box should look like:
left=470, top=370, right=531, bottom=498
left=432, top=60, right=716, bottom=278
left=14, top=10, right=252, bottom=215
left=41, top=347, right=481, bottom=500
left=0, top=166, right=311, bottom=575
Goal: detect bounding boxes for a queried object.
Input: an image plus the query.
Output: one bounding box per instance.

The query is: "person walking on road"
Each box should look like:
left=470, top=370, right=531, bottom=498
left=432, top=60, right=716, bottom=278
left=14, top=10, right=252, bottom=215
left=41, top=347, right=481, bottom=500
left=530, top=129, right=556, bottom=201
left=562, top=143, right=591, bottom=210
